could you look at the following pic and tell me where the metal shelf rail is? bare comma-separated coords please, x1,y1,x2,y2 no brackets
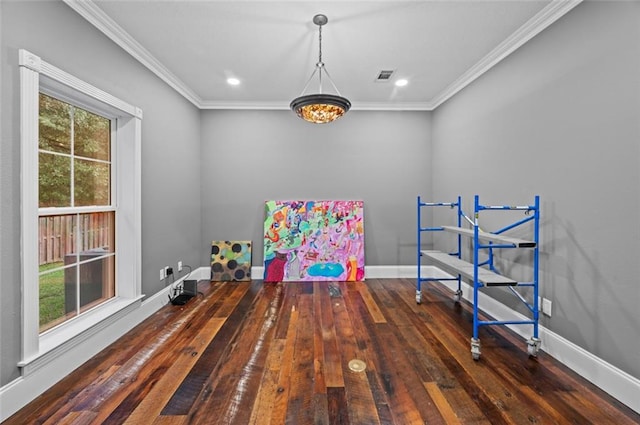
417,195,541,360
416,196,465,305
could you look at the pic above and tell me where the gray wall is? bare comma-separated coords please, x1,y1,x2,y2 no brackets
0,1,202,385
200,110,431,268
2,0,638,401
431,1,640,379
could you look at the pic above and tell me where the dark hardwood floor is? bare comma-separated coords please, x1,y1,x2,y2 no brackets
5,278,639,424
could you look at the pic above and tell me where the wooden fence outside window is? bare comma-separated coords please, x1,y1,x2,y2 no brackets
39,212,112,265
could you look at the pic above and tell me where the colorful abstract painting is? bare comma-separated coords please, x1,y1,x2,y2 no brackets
263,200,365,282
211,240,252,281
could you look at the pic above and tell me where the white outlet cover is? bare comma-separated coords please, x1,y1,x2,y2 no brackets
538,296,542,311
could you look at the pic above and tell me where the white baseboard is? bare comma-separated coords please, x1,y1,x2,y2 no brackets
250,265,419,280
252,265,264,278
425,266,640,415
0,267,210,422
365,265,418,278
2,265,637,419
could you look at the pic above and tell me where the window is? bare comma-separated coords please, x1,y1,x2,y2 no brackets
38,94,116,333
19,49,142,373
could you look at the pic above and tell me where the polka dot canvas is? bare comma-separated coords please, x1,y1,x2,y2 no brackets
211,240,252,281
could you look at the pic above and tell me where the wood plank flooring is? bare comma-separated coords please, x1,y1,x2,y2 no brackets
5,278,639,424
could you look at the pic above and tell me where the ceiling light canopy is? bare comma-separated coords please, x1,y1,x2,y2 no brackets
290,14,351,124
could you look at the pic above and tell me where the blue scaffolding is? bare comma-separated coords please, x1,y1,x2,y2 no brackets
417,195,541,360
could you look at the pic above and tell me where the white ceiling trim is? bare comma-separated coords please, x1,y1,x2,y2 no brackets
62,0,203,107
430,0,583,110
198,100,434,111
199,100,290,110
351,101,435,111
64,0,582,112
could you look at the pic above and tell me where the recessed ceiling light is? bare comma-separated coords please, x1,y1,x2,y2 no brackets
227,77,240,86
395,79,408,87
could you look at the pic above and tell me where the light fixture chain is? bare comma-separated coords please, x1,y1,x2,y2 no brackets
318,23,323,93
290,14,350,124
318,24,323,65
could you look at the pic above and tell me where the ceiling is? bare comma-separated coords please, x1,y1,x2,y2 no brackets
64,0,582,111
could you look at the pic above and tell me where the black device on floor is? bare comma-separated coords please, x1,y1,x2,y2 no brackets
169,293,191,305
183,279,197,296
169,280,198,305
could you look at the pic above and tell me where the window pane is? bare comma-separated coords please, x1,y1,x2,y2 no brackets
36,87,116,333
39,152,71,208
78,212,115,254
79,256,115,313
74,107,111,161
39,264,76,333
38,213,116,333
39,214,77,265
39,93,71,154
74,158,110,206
39,214,77,333
77,212,115,313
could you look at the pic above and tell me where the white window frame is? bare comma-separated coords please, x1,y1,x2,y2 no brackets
19,49,143,374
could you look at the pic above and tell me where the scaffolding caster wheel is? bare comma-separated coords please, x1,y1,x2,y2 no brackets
471,338,481,361
453,289,462,303
416,290,422,305
527,337,541,357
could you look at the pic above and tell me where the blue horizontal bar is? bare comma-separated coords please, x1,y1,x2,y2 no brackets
421,202,458,207
478,205,534,211
478,320,536,326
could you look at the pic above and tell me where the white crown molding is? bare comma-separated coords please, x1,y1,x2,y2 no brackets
65,0,581,112
62,0,202,108
351,101,435,112
199,100,435,111
430,0,583,109
199,100,290,110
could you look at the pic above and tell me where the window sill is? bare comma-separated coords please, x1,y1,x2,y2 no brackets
18,295,144,376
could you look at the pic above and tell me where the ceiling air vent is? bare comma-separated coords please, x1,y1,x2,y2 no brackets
374,70,395,82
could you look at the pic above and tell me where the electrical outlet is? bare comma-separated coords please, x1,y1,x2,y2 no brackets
542,298,552,317
166,267,173,276
164,266,170,278
538,296,541,312
178,261,183,272
160,268,165,281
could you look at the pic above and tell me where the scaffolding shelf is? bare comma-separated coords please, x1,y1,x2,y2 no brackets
421,250,517,286
416,195,541,360
442,226,536,248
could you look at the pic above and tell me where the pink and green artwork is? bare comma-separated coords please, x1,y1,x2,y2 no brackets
263,200,365,282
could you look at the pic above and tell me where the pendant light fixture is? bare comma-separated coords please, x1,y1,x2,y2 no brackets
290,14,351,124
